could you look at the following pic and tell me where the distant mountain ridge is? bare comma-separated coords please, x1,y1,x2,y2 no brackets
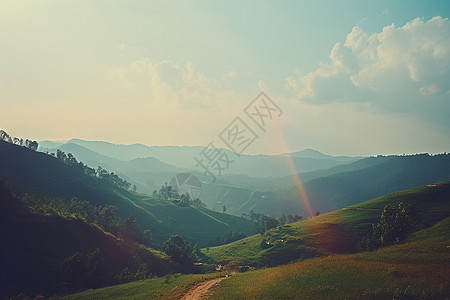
42,142,182,174
287,148,361,162
39,138,362,179
202,154,450,217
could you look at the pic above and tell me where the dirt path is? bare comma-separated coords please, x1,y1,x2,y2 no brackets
181,277,227,300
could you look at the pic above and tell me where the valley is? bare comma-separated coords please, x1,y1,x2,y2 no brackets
2,3,449,299
1,134,448,299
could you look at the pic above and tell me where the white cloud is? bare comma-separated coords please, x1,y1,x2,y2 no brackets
286,16,450,126
107,58,242,108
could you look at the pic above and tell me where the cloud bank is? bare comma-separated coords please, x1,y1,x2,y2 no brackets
286,17,450,127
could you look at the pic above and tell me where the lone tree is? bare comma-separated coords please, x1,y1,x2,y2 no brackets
361,202,418,250
162,235,196,267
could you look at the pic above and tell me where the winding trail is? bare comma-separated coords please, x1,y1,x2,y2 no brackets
181,277,228,300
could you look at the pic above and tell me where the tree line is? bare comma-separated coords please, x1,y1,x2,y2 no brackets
22,190,202,264
53,149,132,190
0,129,38,151
0,129,132,191
22,192,152,246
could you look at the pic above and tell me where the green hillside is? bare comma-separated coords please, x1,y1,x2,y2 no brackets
210,216,450,299
40,142,183,195
202,181,450,267
200,183,255,213
0,180,179,298
129,192,253,245
60,183,450,300
0,141,252,247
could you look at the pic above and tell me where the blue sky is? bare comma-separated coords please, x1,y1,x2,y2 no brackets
1,0,449,155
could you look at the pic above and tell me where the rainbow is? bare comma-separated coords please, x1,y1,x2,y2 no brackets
273,119,314,218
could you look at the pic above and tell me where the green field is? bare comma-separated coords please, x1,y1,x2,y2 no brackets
209,217,450,299
202,182,450,267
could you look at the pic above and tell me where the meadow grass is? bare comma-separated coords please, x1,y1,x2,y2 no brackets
213,257,448,299
210,218,450,299
63,273,224,300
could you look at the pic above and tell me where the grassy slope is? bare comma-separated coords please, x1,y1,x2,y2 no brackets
61,183,450,299
201,183,254,213
0,141,253,247
210,217,450,299
129,192,253,245
63,273,224,300
0,182,178,298
65,222,450,299
202,182,450,267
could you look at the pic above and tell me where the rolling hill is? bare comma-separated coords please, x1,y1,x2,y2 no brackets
0,178,179,298
203,154,450,217
202,181,450,267
61,182,450,300
209,216,450,299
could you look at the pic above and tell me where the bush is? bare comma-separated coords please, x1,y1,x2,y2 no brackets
162,235,196,267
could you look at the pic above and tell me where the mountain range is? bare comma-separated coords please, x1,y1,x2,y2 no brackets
38,139,450,219
38,139,362,201
39,139,360,178
203,154,450,217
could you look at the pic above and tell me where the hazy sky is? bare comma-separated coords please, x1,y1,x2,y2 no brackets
1,0,449,155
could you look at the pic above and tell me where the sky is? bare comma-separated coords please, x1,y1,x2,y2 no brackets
1,0,449,156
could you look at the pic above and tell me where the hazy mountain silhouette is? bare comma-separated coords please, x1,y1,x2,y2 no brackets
202,154,450,217
40,139,361,180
